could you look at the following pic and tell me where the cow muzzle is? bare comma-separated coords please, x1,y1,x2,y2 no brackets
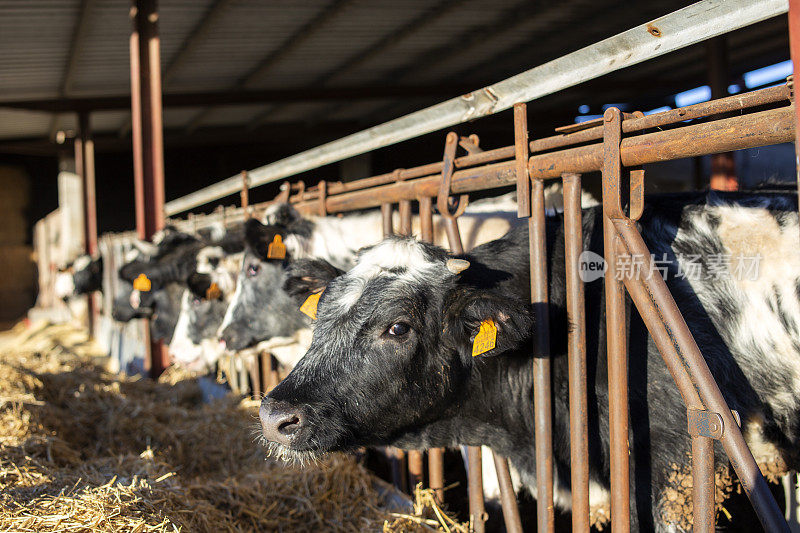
259,398,306,446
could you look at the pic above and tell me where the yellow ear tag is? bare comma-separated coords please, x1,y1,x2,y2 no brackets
267,235,286,260
133,273,151,292
205,282,221,300
300,292,322,319
471,318,497,357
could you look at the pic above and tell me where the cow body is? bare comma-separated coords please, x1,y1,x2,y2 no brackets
262,191,800,532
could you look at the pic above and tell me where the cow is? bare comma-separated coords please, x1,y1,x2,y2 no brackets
168,245,243,371
260,190,800,532
218,197,525,358
112,225,239,343
54,255,103,300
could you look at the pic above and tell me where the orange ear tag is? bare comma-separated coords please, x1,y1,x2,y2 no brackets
267,235,286,260
300,292,322,319
133,273,151,292
205,282,221,300
471,318,497,357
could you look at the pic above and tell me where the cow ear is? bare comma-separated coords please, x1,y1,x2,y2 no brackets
283,258,344,302
443,287,533,358
245,218,279,261
187,272,212,299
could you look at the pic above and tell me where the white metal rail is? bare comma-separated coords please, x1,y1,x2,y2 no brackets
165,0,788,216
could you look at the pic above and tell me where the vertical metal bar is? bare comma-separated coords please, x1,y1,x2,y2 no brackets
492,453,523,533
419,194,445,503
439,134,486,532
78,113,98,337
514,103,531,217
530,177,555,532
602,107,631,533
241,171,250,218
419,196,433,243
129,9,145,241
249,355,261,400
132,0,167,378
381,203,394,237
408,451,424,492
467,447,487,533
692,435,716,533
399,200,412,237
562,173,590,532
790,0,800,211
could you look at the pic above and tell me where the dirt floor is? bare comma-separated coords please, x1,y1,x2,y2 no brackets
0,320,466,532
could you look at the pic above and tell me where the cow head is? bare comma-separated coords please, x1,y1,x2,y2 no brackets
258,236,532,464
169,247,242,371
218,209,311,351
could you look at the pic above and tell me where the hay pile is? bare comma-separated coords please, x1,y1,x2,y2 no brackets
0,321,465,532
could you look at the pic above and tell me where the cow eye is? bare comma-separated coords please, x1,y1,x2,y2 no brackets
247,264,260,277
387,322,410,336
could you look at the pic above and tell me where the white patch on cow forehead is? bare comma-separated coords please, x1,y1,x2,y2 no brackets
353,239,440,275
329,239,443,313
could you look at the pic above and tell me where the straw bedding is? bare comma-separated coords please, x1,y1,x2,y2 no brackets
0,321,467,532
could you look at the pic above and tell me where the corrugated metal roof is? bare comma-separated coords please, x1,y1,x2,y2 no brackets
0,0,789,141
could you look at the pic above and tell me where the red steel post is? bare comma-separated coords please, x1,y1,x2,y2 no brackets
78,112,98,336
130,0,168,378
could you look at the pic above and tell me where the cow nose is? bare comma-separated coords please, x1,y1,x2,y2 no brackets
259,399,305,446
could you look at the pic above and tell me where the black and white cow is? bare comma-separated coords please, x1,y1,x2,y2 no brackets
218,198,524,364
112,226,213,342
261,191,800,531
54,255,103,299
168,245,243,371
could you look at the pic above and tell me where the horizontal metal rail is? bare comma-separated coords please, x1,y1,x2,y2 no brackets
283,105,793,214
163,0,788,216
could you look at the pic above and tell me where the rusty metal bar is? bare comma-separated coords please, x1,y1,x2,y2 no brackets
417,194,445,503
288,84,791,206
439,134,485,532
530,175,555,532
514,103,530,218
249,355,261,400
602,108,631,532
381,203,393,236
241,171,250,218
289,106,793,215
612,222,789,532
78,113,98,337
692,435,716,533
492,453,523,533
790,0,800,212
562,172,590,532
408,451,424,492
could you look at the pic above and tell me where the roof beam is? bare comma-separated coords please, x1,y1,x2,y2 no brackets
0,83,475,112
245,0,467,128
48,0,98,139
292,0,587,128
183,0,355,133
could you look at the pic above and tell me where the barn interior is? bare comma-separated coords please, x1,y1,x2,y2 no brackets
0,0,794,326
0,1,798,531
